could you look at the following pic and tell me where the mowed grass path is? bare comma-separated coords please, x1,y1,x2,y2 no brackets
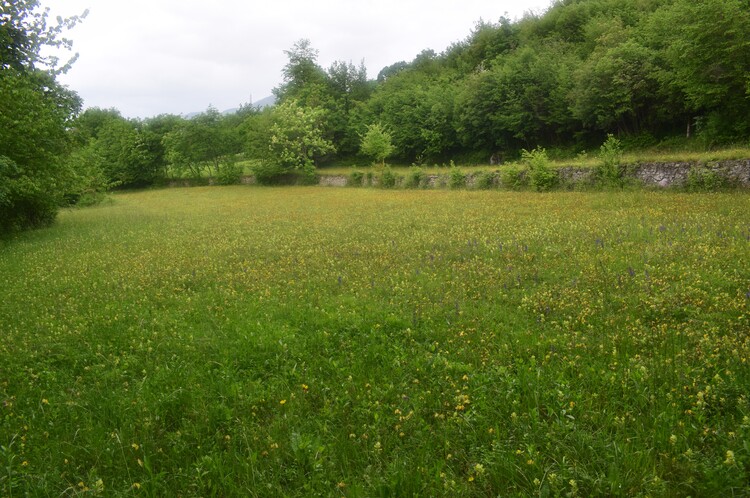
1,187,749,496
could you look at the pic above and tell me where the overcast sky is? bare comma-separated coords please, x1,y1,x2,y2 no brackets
47,0,553,119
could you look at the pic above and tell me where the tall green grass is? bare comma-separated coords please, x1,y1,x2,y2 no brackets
1,187,749,496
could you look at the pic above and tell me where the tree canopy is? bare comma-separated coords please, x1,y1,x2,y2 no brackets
0,0,85,234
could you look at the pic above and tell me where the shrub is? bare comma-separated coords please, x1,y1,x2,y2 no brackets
349,170,364,187
500,165,527,190
404,167,425,189
216,161,243,185
595,134,625,187
0,156,60,235
522,147,556,191
475,171,495,189
379,167,397,188
251,161,286,185
298,164,319,185
686,165,726,191
449,165,465,189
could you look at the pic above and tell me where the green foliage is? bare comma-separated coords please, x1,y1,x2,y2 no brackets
0,0,88,234
326,60,372,156
522,147,557,191
0,0,87,74
686,165,726,191
267,100,335,176
95,118,154,186
138,113,184,180
215,161,243,185
448,164,465,189
404,166,425,188
298,164,319,185
274,39,328,104
474,170,496,189
644,0,750,140
500,164,527,189
0,155,58,233
460,45,578,151
251,161,288,185
162,107,242,181
571,40,660,133
348,170,364,187
595,134,625,186
360,123,394,166
367,69,459,162
66,103,180,193
378,166,397,188
0,69,81,234
62,141,114,205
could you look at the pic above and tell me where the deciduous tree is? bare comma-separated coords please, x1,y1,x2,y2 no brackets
0,0,84,233
360,123,394,166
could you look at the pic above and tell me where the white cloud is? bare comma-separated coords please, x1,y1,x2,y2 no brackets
47,0,552,118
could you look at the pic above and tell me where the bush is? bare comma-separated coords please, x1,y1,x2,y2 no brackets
251,161,288,185
349,170,364,187
298,164,319,185
595,134,625,187
379,167,397,188
449,165,465,189
499,165,527,190
686,165,726,191
0,156,59,234
475,171,496,189
216,161,243,185
404,167,425,189
522,147,556,191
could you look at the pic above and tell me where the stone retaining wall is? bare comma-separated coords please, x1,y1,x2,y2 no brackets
328,160,750,189
166,160,750,189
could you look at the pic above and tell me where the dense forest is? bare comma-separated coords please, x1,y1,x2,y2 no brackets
2,0,750,233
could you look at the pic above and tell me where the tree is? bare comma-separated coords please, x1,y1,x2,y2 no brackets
71,107,125,144
139,113,184,180
455,43,577,153
443,18,518,74
274,39,328,106
1,1,84,233
95,119,153,186
367,69,457,162
360,123,394,166
376,61,408,83
259,99,335,180
162,107,242,180
326,60,372,156
571,40,661,134
643,0,750,140
1,0,87,74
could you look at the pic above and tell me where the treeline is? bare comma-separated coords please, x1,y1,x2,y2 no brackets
73,0,750,187
3,0,750,234
261,0,750,164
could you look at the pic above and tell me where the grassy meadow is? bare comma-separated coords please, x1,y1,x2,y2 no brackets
1,186,749,496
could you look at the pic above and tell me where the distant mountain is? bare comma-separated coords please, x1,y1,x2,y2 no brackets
252,95,276,109
183,96,276,119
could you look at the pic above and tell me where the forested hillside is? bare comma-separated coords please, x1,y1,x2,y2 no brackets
3,0,750,233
